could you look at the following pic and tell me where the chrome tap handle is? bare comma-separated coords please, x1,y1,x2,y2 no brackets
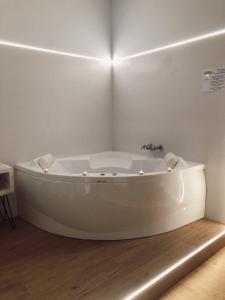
141,144,163,151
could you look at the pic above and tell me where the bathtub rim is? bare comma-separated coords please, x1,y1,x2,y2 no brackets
15,152,205,184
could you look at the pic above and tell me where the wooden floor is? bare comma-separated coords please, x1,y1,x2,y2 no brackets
0,218,225,300
161,245,225,300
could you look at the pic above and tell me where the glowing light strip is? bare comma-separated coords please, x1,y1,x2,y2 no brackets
117,28,225,61
124,229,225,300
1,28,225,65
0,39,109,62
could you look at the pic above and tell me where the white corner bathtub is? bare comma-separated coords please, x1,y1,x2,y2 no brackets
16,152,206,240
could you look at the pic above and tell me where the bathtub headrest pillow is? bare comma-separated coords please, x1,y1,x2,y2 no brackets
37,154,55,172
165,152,187,170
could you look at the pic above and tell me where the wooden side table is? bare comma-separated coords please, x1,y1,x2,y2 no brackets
0,163,15,228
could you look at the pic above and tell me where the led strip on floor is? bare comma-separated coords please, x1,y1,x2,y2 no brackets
123,229,225,300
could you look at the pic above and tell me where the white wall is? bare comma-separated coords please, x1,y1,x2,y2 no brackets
0,47,112,164
0,0,112,164
112,0,225,57
112,0,225,223
113,36,225,158
0,0,112,215
0,0,111,58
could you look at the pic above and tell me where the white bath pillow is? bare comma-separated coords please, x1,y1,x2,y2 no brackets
36,154,55,172
165,152,187,170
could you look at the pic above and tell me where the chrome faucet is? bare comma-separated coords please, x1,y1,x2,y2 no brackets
141,144,164,151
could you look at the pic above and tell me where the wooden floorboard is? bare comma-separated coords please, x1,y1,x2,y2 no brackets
0,218,225,300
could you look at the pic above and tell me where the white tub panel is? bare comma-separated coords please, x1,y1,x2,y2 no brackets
16,168,205,240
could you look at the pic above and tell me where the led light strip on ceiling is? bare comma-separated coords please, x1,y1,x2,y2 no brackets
0,39,109,62
0,28,225,64
115,28,225,62
123,229,225,300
